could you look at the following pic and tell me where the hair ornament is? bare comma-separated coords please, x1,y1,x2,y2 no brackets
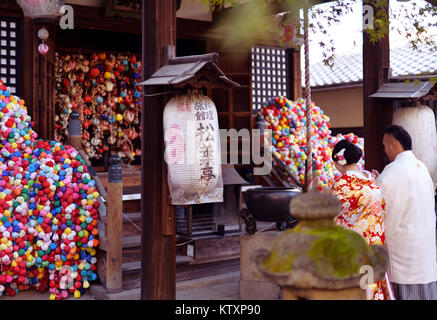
335,148,347,165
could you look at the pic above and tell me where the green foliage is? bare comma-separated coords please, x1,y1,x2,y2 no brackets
198,0,437,68
211,0,275,48
199,0,238,11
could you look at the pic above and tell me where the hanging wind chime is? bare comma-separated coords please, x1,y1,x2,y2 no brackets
17,0,65,55
37,27,49,55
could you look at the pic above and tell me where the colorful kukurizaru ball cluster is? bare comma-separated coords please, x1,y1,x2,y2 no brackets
260,96,364,189
54,52,142,163
0,81,99,300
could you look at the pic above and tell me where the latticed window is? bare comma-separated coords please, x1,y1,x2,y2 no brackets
251,45,289,110
0,18,20,95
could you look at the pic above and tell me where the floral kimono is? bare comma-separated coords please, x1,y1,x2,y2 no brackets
331,170,395,300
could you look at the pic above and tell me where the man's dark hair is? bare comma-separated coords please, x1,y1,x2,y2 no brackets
384,125,412,150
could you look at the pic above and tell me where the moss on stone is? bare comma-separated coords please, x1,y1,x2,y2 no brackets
306,226,372,279
261,249,295,274
261,224,372,279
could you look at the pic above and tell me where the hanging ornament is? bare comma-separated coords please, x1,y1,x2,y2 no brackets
55,52,143,161
38,43,49,55
272,13,303,49
37,27,49,55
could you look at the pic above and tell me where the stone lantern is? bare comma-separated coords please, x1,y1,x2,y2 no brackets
255,192,388,300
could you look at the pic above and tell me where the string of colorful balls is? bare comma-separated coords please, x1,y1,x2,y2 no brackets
260,96,364,190
0,81,100,299
55,52,142,163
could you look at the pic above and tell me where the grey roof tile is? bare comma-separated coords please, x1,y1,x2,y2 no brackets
304,44,437,87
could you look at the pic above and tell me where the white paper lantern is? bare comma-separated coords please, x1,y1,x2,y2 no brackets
163,91,223,205
393,104,437,187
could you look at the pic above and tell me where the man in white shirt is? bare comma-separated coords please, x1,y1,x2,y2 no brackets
374,125,437,300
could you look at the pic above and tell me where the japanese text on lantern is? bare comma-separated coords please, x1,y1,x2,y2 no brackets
195,101,216,187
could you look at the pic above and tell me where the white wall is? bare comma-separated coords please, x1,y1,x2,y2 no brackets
312,86,363,128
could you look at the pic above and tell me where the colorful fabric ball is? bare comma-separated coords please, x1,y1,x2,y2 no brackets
0,81,99,299
55,52,142,163
260,96,364,190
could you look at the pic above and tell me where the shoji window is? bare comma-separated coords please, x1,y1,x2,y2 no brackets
0,18,20,95
251,46,289,110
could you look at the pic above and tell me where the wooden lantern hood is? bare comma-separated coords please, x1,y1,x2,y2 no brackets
369,81,436,99
222,164,249,186
139,52,241,89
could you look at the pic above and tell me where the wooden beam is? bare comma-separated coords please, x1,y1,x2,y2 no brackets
176,18,213,40
0,0,23,18
70,5,220,39
140,0,176,300
363,0,392,172
69,4,141,34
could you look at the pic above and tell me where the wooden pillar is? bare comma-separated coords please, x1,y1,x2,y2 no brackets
287,48,302,100
21,17,37,121
37,21,56,141
363,0,392,172
21,17,56,141
106,155,123,292
140,0,176,300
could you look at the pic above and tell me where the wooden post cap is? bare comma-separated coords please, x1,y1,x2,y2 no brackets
68,110,81,136
254,112,265,131
108,154,122,183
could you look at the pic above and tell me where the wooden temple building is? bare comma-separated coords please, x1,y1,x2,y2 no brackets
0,0,435,300
0,0,303,299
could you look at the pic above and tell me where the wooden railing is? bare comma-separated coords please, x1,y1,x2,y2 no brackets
68,112,123,293
272,152,303,189
254,116,303,189
78,149,108,200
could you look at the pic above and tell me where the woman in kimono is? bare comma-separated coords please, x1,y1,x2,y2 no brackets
329,139,395,300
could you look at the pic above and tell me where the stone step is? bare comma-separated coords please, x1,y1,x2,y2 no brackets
121,212,142,237
99,211,141,225
99,194,141,214
96,251,142,291
98,209,142,241
99,234,141,252
120,256,240,280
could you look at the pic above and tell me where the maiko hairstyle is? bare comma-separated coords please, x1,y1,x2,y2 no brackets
384,125,412,151
332,139,363,165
